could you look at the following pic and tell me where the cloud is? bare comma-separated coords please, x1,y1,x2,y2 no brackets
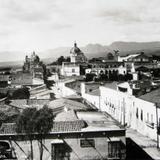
96,9,141,24
95,0,160,24
0,0,160,52
0,0,57,23
51,23,72,30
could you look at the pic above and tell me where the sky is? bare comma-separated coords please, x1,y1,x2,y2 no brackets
0,0,160,52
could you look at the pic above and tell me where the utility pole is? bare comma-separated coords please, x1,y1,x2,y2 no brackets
155,103,159,149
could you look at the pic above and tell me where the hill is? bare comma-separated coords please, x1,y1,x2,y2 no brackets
1,41,160,64
44,41,160,62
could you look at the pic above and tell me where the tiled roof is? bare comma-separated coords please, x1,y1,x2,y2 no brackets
27,99,50,106
49,98,91,111
52,120,87,132
0,120,87,134
0,123,16,134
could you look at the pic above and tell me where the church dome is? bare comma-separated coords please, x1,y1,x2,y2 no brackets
70,42,82,55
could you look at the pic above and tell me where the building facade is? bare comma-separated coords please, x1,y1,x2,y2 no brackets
70,42,87,63
23,52,44,79
81,82,160,143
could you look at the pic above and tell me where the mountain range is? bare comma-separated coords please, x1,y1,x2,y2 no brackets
43,41,160,62
1,41,160,65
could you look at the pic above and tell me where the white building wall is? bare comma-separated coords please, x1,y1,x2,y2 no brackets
81,82,160,142
100,86,159,141
130,98,157,140
70,54,76,63
61,66,80,76
85,66,127,76
118,66,127,75
81,83,100,109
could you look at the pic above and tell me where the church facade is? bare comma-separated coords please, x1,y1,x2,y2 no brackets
70,42,87,63
61,42,87,76
23,52,44,79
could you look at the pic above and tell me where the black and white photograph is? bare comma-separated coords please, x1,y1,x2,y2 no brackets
0,0,160,159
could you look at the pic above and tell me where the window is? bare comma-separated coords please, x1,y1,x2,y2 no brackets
108,141,121,159
80,139,95,148
147,113,149,122
136,108,138,119
146,113,154,129
72,68,75,73
141,110,143,121
52,143,71,160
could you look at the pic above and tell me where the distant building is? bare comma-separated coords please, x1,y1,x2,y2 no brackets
61,42,87,76
23,51,44,79
70,42,87,63
0,67,12,75
127,52,151,63
11,73,33,87
86,62,127,76
61,62,80,76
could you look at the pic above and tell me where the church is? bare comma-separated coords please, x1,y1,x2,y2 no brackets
23,52,44,79
61,42,87,76
70,42,87,63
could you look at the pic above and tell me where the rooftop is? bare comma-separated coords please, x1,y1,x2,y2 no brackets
9,99,28,109
127,128,160,160
48,98,91,112
139,87,160,106
0,96,124,134
0,75,10,81
84,82,117,96
103,81,117,90
54,110,78,121
9,99,50,109
51,120,86,132
11,73,32,85
77,111,122,131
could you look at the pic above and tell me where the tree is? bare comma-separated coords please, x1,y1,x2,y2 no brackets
0,111,8,127
85,73,96,82
34,105,54,160
16,106,54,160
16,107,37,160
57,56,65,65
65,56,70,62
107,52,114,60
12,87,30,99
